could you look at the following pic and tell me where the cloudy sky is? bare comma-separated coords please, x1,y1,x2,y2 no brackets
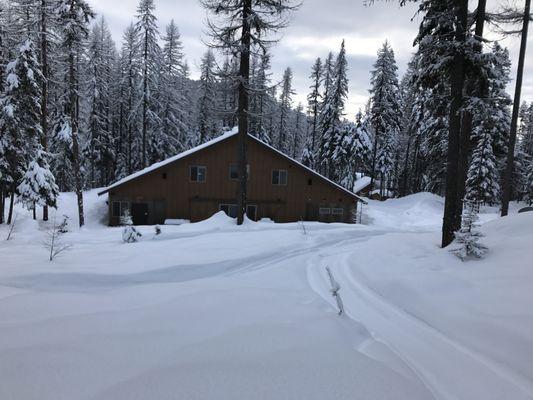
90,0,531,116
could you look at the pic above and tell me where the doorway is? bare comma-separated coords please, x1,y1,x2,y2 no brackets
131,203,149,225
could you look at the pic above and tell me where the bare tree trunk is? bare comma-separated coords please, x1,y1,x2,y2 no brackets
369,129,379,193
141,30,149,168
442,0,468,248
0,182,5,224
69,53,85,227
236,0,251,226
501,0,531,216
455,0,487,230
7,184,15,225
40,0,49,221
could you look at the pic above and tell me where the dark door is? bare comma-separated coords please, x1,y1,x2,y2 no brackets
153,200,166,224
131,203,148,225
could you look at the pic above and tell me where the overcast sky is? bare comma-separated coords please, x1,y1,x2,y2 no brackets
90,0,532,117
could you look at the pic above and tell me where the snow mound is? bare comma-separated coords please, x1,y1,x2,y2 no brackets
365,192,444,230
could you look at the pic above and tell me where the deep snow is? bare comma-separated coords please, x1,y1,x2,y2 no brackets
0,191,532,400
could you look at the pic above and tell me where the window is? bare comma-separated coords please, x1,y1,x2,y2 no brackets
219,204,239,218
112,201,130,217
246,205,257,221
319,207,331,215
307,178,313,186
332,208,344,215
190,165,206,182
229,164,250,180
272,169,288,185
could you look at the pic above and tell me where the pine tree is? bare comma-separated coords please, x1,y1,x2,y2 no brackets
134,0,162,167
249,50,271,139
85,17,116,188
55,0,95,227
18,148,59,217
196,49,218,144
465,131,500,204
1,38,45,223
278,66,294,152
452,201,488,261
368,41,401,195
306,57,322,164
160,19,187,155
318,40,348,180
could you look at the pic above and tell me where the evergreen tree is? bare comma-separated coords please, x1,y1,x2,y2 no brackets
160,19,187,154
196,49,218,144
318,40,348,180
306,57,322,164
55,0,95,227
134,0,162,167
278,66,294,152
368,41,401,195
18,148,59,217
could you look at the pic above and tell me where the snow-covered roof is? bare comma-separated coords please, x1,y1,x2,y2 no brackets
98,128,365,203
353,176,372,193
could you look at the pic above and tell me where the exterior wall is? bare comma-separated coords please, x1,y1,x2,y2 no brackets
106,135,358,225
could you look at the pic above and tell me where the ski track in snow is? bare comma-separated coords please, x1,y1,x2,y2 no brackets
308,247,533,400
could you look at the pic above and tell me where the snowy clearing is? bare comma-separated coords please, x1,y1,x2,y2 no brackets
1,191,532,400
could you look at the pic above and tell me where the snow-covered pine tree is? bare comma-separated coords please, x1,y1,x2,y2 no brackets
249,50,272,141
1,38,46,223
160,19,187,155
291,102,305,159
305,57,322,166
318,41,348,180
55,0,94,227
452,201,488,261
278,67,294,152
465,130,500,205
134,0,162,167
368,41,401,196
18,148,59,217
85,17,116,188
196,49,219,144
117,23,140,175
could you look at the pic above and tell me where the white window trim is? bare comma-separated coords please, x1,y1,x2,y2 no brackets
272,169,288,185
319,207,331,215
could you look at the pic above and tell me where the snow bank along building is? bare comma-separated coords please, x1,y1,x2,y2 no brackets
98,130,364,225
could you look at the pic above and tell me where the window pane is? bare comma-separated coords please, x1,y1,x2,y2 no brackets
280,170,287,185
198,166,206,182
319,208,331,215
332,208,344,215
121,202,130,216
229,205,238,218
190,166,197,181
230,164,239,180
272,170,279,185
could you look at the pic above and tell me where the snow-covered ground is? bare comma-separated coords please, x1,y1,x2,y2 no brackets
1,191,532,399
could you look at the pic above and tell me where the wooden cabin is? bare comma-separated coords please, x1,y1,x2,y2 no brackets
98,131,365,225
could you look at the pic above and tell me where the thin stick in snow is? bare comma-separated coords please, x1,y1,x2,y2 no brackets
325,266,344,316
299,217,307,235
6,213,17,241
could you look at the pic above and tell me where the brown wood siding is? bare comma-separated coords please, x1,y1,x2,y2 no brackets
106,135,358,225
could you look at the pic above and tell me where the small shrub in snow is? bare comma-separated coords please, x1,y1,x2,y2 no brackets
121,210,141,243
452,201,488,261
43,213,72,261
154,225,162,236
57,215,70,234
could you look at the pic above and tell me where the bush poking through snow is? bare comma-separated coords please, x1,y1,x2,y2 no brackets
57,215,70,234
121,210,141,243
155,225,161,236
451,201,488,261
43,213,72,261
